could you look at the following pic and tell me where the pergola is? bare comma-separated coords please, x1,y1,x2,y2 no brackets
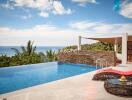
78,33,132,65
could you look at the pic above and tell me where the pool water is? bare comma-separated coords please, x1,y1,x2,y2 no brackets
0,62,96,94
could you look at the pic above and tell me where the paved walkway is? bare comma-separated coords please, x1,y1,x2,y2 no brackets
0,65,132,100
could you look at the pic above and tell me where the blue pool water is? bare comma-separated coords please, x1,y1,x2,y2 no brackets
0,62,96,94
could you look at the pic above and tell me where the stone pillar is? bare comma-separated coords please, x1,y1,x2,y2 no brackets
114,44,118,53
122,33,128,65
114,38,118,53
78,36,81,50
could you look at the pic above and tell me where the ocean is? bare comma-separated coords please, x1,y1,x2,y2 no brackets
0,46,64,56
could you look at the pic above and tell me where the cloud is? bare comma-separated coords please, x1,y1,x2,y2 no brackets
53,1,72,15
69,20,132,35
69,20,99,30
0,24,78,46
0,21,132,46
0,0,72,18
72,0,97,6
13,0,53,10
120,0,132,18
0,0,14,9
0,27,10,32
20,14,32,19
39,11,49,18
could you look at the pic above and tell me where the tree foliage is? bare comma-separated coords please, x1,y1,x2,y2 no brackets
63,42,121,52
45,50,57,62
0,40,58,67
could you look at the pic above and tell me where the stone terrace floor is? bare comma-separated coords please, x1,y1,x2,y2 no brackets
0,64,132,100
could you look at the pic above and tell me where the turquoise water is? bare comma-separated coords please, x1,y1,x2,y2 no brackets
0,62,96,94
0,46,63,56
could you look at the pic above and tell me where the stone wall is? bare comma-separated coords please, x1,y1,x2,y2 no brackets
57,50,116,67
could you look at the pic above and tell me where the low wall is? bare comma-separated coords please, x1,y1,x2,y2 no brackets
57,50,116,67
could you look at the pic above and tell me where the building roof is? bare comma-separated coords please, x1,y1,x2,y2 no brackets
84,35,132,44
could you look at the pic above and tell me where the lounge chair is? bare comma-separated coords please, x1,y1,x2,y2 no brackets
92,68,132,81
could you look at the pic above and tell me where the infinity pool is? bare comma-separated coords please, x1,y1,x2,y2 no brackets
0,62,96,94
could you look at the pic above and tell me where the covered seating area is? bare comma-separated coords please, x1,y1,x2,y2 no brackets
78,33,132,97
78,33,132,65
92,68,132,97
92,65,132,97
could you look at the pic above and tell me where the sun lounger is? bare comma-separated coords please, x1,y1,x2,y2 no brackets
92,68,132,81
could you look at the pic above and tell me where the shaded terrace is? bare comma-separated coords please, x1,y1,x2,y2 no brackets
58,33,132,67
78,33,132,65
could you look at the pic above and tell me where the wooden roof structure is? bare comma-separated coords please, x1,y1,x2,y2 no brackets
83,35,132,44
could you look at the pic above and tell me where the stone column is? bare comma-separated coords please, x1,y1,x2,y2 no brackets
114,38,118,53
78,36,81,50
122,33,128,65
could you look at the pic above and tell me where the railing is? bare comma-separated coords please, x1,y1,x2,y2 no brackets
96,58,108,69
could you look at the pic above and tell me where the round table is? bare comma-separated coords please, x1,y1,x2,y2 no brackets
104,79,132,97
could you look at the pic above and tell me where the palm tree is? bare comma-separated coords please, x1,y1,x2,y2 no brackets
11,40,36,56
38,52,47,62
45,50,57,62
10,40,45,65
11,48,21,56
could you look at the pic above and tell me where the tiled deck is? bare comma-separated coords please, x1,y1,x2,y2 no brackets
0,65,132,100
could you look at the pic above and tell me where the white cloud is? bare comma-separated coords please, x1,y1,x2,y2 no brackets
13,0,53,11
53,1,72,15
0,27,10,32
72,0,97,3
69,20,99,30
21,14,32,19
1,0,72,18
34,24,57,31
0,3,14,9
120,0,132,18
72,0,97,6
0,22,132,46
39,11,49,18
0,24,78,46
69,20,132,35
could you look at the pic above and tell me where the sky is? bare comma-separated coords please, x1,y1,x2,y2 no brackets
0,0,132,46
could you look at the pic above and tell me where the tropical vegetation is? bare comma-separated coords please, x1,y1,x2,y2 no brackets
0,40,57,67
63,42,121,53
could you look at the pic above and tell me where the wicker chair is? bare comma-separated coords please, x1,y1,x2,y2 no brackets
92,68,132,81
